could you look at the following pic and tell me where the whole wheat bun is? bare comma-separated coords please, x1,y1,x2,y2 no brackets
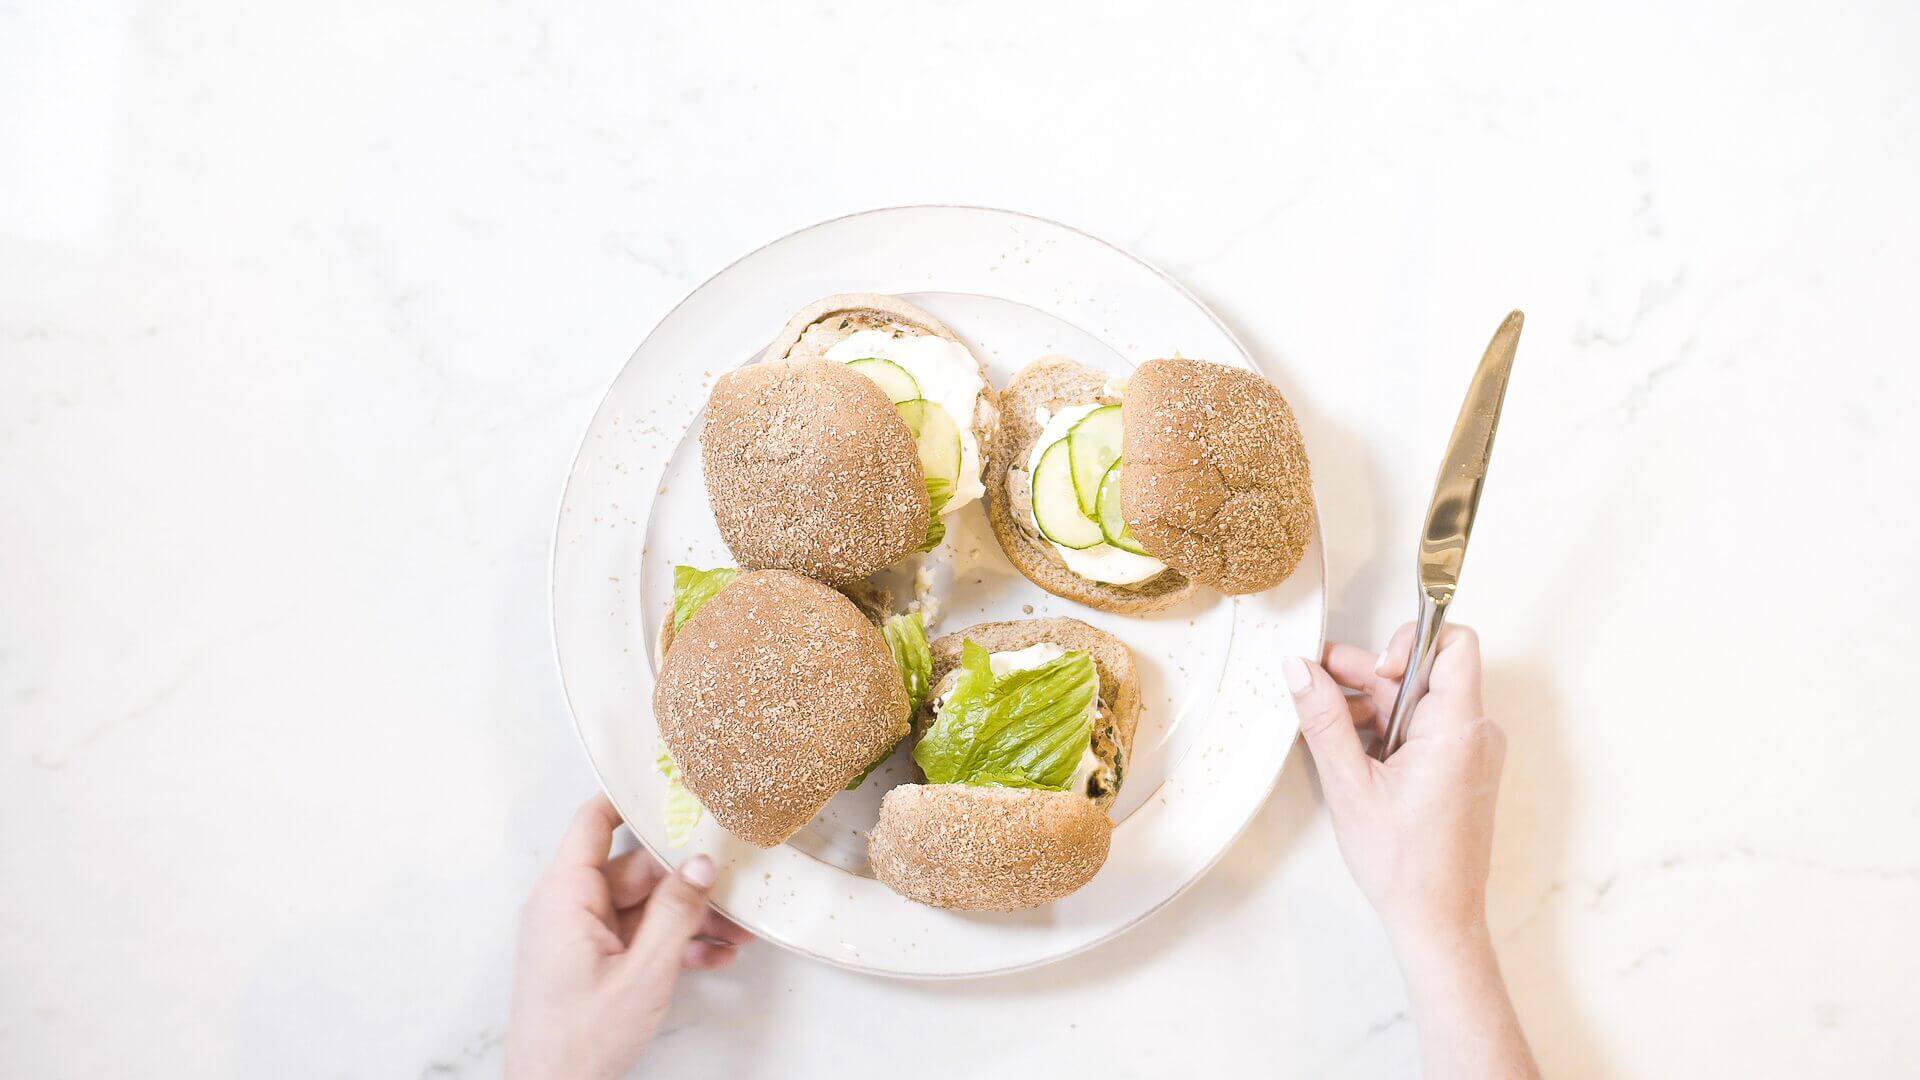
1122,358,1315,594
701,358,928,586
867,785,1112,911
654,570,909,847
984,356,1195,613
868,617,1137,910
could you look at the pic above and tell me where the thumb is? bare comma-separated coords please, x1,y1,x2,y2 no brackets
620,854,718,983
1285,655,1368,795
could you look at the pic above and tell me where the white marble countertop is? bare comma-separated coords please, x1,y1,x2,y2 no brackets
5,2,1917,1076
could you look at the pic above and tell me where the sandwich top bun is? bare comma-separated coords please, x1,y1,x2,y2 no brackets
985,355,1314,609
654,570,909,848
1122,358,1315,594
867,785,1112,911
701,358,929,586
703,293,999,585
984,356,1196,614
867,617,1136,910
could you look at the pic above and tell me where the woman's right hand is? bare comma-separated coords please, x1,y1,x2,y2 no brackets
1285,624,1538,1080
1283,625,1506,942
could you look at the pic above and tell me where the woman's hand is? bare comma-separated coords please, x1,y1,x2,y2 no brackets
1285,624,1504,940
1287,625,1538,1080
505,795,752,1080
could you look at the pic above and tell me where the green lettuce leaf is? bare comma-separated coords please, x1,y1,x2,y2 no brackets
882,611,933,711
655,742,704,847
919,477,953,552
671,565,739,634
846,612,934,790
913,640,1097,791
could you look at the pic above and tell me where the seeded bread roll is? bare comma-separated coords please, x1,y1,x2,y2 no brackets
869,617,1138,910
654,570,909,847
984,356,1195,613
867,785,1112,911
1122,358,1315,594
701,358,928,586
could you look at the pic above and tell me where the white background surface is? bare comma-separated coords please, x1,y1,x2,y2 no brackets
4,1,1917,1076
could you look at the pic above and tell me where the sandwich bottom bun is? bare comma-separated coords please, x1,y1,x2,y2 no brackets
869,617,1137,910
867,785,1114,911
984,355,1195,614
654,570,909,848
925,617,1139,810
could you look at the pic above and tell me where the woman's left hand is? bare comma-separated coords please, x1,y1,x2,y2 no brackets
505,795,752,1080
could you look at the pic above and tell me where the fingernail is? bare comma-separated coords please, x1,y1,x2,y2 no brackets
1375,649,1391,675
1282,656,1312,694
680,854,716,888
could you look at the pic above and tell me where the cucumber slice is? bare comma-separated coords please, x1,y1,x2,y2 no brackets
1032,438,1105,549
847,357,921,403
894,397,928,437
898,399,962,491
1067,404,1123,516
1095,459,1151,556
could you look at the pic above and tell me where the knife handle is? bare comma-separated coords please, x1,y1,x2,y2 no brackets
1375,591,1449,759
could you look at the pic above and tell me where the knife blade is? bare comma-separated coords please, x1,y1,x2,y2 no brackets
1375,310,1523,759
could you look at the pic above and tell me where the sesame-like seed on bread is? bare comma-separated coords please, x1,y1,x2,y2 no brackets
867,784,1113,911
654,570,909,847
1122,358,1315,594
984,356,1194,614
700,358,928,586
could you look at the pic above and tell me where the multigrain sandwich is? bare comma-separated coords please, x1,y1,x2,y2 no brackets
700,294,998,586
867,617,1139,911
987,355,1314,613
653,567,921,847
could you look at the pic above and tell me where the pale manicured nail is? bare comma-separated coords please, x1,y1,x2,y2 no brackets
1375,649,1391,675
1282,656,1312,694
680,854,716,888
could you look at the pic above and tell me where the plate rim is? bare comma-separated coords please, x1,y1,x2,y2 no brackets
548,204,1328,978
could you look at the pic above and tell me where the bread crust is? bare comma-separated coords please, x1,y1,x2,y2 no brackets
983,356,1195,613
701,358,927,586
1122,358,1315,594
654,570,909,847
868,784,1113,911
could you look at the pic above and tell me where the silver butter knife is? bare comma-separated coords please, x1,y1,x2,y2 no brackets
1375,310,1524,759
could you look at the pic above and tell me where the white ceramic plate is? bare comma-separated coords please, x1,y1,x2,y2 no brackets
551,206,1324,978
